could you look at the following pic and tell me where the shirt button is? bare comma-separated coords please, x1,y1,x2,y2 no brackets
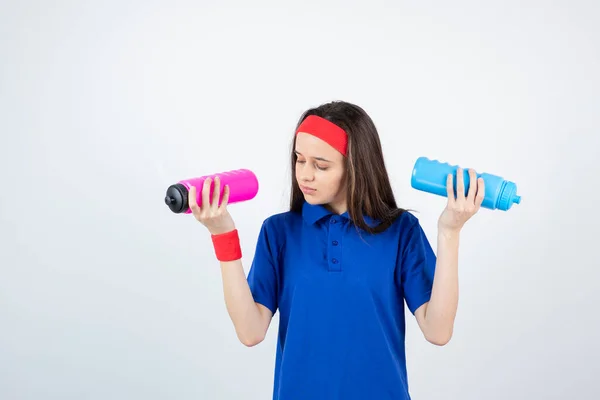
332,240,338,246
332,258,338,264
330,219,336,224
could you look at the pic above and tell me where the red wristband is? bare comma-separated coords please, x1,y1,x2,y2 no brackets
211,229,242,261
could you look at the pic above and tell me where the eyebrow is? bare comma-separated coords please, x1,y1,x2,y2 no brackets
294,150,332,163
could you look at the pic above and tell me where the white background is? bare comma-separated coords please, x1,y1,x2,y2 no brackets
1,1,599,399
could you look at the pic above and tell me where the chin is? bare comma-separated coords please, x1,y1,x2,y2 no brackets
302,195,325,205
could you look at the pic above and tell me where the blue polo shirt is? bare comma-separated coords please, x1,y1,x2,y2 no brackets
247,201,436,400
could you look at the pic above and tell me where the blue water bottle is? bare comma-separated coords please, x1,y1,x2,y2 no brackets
411,157,521,211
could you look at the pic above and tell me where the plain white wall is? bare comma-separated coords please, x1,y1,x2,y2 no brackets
1,1,599,399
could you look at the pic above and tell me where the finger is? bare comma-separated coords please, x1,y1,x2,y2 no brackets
456,167,466,201
446,173,455,205
201,177,212,210
466,169,477,202
211,176,221,211
475,177,485,207
188,185,199,213
220,184,230,210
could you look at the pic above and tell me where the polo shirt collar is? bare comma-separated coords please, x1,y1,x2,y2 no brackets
301,201,379,227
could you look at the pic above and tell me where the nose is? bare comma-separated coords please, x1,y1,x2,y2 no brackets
298,162,315,182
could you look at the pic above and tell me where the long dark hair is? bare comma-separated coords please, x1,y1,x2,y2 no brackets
289,100,407,234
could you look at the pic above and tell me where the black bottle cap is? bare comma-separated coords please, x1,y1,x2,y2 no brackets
164,183,189,213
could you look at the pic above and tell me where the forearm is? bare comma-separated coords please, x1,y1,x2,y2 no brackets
220,259,265,346
423,228,460,342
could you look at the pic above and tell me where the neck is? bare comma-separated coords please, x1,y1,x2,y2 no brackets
325,201,347,215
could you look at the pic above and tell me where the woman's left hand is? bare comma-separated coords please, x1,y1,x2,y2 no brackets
438,167,485,233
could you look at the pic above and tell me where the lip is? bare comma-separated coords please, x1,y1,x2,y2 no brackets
300,185,316,194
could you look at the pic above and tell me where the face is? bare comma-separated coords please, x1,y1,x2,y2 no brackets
294,132,347,214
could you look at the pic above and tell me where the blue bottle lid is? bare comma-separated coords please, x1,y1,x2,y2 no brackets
497,181,521,211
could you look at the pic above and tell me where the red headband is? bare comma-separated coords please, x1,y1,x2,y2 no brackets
295,115,348,156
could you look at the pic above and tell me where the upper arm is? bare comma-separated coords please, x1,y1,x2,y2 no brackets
247,219,280,326
256,302,274,335
396,219,436,318
413,302,429,333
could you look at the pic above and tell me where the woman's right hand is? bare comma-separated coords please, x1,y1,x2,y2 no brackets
188,176,236,235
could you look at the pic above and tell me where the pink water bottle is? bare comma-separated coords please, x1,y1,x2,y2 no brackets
164,169,259,214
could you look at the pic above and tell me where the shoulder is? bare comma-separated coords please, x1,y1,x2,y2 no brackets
389,211,436,263
256,210,303,246
261,209,302,231
387,209,422,236
383,210,432,250
354,210,424,248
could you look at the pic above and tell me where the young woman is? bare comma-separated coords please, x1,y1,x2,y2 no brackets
188,101,485,400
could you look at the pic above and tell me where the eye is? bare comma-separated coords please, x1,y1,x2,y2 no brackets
316,164,328,171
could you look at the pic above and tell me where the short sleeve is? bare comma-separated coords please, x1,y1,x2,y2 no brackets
246,220,280,315
398,219,437,315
